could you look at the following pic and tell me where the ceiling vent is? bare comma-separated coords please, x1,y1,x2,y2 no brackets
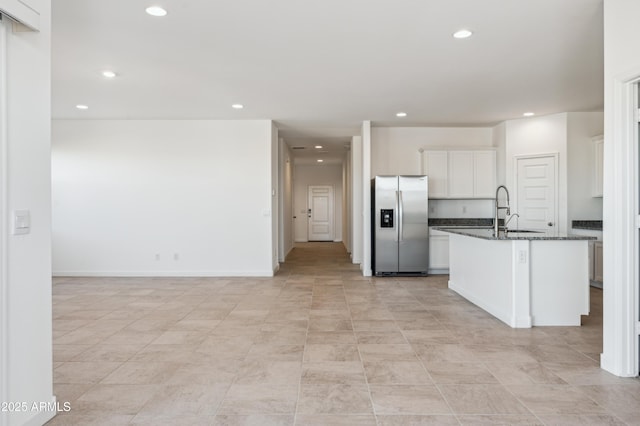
292,146,306,150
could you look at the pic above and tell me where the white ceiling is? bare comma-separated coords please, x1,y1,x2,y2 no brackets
52,0,604,162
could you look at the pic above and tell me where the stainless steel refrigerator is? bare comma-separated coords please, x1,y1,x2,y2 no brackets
372,175,429,276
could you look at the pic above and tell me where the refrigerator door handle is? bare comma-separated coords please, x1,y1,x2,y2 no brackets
394,190,400,242
398,190,404,242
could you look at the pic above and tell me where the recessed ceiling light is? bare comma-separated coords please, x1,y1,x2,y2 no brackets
317,159,324,163
145,6,167,17
523,112,535,117
231,104,244,109
396,112,407,117
315,145,323,149
76,104,88,110
453,29,473,39
102,70,117,78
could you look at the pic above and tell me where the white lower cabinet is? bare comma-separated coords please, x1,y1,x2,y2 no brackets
429,228,449,273
593,241,603,283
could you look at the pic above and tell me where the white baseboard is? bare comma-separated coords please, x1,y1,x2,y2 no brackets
22,395,57,426
52,270,276,278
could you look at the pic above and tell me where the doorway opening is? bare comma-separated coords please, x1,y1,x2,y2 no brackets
278,138,353,263
292,163,344,244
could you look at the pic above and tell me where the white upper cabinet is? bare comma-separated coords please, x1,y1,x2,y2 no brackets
473,150,497,198
0,0,41,30
592,135,603,198
423,150,448,198
423,149,496,199
448,151,475,198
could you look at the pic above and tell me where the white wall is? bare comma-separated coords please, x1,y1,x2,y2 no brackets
270,123,279,271
279,138,294,261
351,136,362,264
371,126,497,221
362,121,372,276
0,3,55,425
52,120,276,277
601,0,640,377
429,199,494,219
567,112,604,224
505,113,569,233
371,126,494,176
504,112,604,234
342,151,351,253
293,164,343,242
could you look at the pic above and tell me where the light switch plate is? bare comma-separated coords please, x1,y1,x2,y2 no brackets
13,210,30,235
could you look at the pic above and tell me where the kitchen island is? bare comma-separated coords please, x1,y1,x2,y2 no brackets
437,227,595,328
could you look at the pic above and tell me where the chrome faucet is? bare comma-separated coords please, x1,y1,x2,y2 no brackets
494,185,510,235
504,213,520,230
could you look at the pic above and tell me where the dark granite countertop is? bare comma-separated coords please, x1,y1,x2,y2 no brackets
435,227,596,241
571,220,603,231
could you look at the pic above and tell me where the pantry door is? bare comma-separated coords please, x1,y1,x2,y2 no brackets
307,185,334,241
514,154,558,232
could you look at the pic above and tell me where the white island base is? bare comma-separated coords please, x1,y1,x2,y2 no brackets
447,233,591,328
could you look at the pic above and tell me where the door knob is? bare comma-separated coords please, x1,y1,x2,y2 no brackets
548,222,553,226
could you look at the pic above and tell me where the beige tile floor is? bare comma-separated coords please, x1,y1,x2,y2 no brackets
47,242,640,425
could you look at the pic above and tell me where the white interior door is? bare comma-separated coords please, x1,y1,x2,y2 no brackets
515,155,558,232
308,185,334,241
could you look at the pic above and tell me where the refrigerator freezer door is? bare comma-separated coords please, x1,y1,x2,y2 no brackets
374,176,399,274
398,176,429,274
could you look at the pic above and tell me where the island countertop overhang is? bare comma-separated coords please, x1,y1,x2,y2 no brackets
434,227,596,241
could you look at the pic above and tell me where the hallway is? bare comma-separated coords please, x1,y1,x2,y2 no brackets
48,243,639,425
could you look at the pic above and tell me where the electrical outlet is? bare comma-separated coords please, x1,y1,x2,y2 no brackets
462,205,467,213
518,250,527,264
174,253,179,261
155,254,160,261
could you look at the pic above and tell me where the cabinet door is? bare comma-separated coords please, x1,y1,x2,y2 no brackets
593,137,604,197
448,151,474,198
473,151,497,198
588,241,594,281
593,241,603,282
429,235,449,269
423,151,448,198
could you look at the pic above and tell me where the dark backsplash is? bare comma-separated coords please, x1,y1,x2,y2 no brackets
428,218,499,227
571,220,603,231
430,218,603,230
